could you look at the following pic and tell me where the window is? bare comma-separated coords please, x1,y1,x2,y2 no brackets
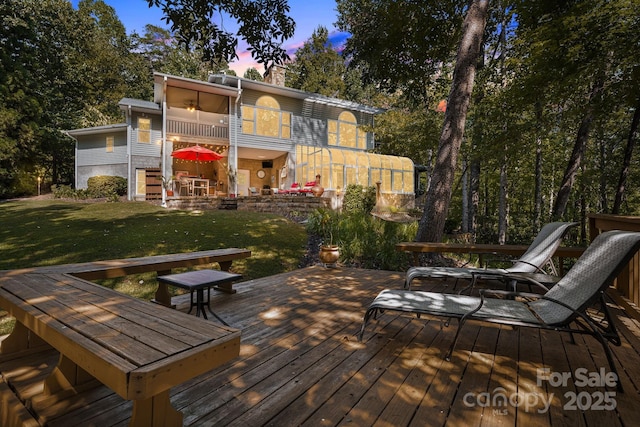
328,111,367,149
135,169,146,195
106,136,114,153
295,145,414,194
138,117,151,143
242,96,291,139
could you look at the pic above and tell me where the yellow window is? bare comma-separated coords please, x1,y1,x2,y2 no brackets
138,117,151,143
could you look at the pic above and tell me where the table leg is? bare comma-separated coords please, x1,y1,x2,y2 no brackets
130,390,183,427
195,289,204,318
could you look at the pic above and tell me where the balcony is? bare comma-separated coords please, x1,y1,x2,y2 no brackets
167,108,229,141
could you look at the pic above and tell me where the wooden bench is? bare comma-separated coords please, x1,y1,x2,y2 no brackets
0,248,251,426
396,242,585,275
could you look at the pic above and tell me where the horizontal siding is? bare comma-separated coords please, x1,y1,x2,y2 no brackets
76,132,128,166
239,88,376,150
130,111,162,157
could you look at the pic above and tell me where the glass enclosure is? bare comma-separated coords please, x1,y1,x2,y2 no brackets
295,145,414,194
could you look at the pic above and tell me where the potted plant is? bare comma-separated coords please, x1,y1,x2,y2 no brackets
307,208,340,266
160,175,175,196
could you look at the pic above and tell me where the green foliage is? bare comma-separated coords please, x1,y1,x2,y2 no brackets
287,26,346,97
306,206,416,270
146,0,295,72
87,176,127,197
130,24,216,81
306,208,339,245
336,0,464,104
243,67,264,81
342,184,376,215
0,0,150,198
335,211,416,270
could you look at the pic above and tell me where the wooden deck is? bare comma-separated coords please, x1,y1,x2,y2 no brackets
2,266,640,426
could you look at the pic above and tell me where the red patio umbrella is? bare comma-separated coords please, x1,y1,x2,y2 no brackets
171,144,223,162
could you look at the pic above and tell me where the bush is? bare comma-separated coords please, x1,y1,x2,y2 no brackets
87,176,127,198
342,184,376,215
337,211,417,270
307,207,417,271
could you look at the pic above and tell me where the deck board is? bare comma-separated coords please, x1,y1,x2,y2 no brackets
2,265,640,426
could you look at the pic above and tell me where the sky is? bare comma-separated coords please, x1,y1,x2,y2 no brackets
71,0,348,76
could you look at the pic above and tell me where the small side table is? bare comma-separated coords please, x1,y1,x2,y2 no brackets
157,269,242,325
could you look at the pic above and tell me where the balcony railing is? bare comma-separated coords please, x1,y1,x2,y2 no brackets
167,109,229,140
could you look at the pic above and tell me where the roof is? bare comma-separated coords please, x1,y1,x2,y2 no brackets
118,98,161,113
152,72,383,115
66,123,128,136
207,73,385,115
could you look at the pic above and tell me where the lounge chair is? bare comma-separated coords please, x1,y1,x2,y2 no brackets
405,221,578,290
358,230,640,391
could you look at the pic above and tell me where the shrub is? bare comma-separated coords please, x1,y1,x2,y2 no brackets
306,208,340,246
342,184,376,214
307,207,417,271
87,176,127,198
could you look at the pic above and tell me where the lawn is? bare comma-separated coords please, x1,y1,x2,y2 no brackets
0,199,308,334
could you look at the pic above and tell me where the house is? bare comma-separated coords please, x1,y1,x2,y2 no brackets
68,69,415,208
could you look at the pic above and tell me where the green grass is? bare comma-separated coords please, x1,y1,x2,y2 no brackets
0,199,308,334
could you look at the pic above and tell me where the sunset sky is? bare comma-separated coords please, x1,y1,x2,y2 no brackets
71,0,348,75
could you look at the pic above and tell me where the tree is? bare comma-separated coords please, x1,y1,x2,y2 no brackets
286,26,345,97
416,0,490,242
0,0,149,196
131,24,228,81
146,0,295,72
244,67,264,81
336,0,465,106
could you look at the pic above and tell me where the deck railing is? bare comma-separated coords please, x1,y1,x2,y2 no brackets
589,213,640,319
167,110,229,140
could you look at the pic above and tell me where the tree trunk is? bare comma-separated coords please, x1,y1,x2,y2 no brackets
498,159,508,244
552,78,604,219
416,0,489,242
552,112,591,219
461,158,469,233
533,102,543,231
613,97,640,214
470,158,480,241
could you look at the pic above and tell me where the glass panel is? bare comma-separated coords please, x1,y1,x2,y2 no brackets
256,95,279,109
136,169,146,195
328,120,337,146
339,121,356,147
138,118,151,143
241,106,254,134
256,108,279,137
106,136,114,153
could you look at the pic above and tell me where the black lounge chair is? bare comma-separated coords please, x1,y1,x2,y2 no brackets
359,230,640,391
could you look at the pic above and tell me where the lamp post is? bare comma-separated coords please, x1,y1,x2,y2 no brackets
37,176,41,196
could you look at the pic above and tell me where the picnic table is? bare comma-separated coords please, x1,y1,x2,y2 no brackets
0,248,250,426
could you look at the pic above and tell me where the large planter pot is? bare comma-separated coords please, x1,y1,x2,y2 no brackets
319,245,340,266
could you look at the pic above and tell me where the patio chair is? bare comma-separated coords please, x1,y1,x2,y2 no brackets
358,230,640,391
405,221,578,291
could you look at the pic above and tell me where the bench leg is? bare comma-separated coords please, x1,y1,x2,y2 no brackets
130,390,182,427
0,321,50,355
44,354,96,395
215,261,237,293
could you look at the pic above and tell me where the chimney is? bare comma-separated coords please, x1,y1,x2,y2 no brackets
264,65,286,86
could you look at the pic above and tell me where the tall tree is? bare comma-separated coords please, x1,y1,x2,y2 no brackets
146,0,295,72
416,0,490,242
131,24,227,81
287,26,345,97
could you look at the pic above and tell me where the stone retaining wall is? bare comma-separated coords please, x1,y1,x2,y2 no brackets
166,195,330,215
